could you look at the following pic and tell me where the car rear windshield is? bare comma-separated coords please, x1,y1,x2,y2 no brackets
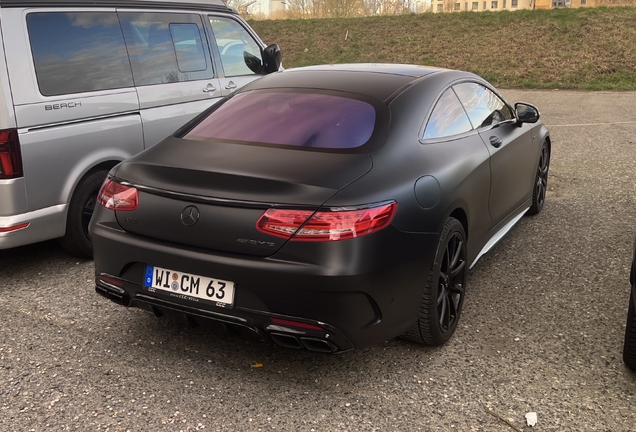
184,91,377,149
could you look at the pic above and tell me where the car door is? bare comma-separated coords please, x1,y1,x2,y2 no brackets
453,82,536,225
207,15,266,96
421,87,493,254
118,10,223,148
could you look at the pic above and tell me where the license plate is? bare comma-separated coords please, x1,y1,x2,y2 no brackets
144,265,235,307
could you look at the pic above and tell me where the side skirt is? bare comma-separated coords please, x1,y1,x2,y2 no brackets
469,206,530,269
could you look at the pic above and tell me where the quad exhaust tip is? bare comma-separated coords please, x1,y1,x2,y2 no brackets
269,332,337,353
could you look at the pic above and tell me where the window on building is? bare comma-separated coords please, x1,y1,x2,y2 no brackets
503,0,506,7
483,1,486,7
437,3,443,10
512,0,518,6
491,0,498,7
465,2,468,9
472,1,479,9
26,12,133,96
580,0,586,4
454,2,461,10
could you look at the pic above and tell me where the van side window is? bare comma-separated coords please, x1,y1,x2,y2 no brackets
208,17,263,77
26,12,134,96
118,13,213,86
169,24,207,73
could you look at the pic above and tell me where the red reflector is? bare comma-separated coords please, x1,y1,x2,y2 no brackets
0,129,23,180
270,317,323,331
256,202,397,242
0,222,29,233
98,275,125,287
97,178,138,211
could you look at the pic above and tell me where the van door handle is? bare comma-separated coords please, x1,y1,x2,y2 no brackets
203,84,217,93
489,136,503,148
225,81,237,90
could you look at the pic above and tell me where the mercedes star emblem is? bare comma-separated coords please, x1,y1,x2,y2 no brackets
180,205,200,227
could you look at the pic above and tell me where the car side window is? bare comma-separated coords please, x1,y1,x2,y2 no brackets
118,12,213,86
208,17,263,77
423,89,473,140
453,82,513,129
26,12,134,96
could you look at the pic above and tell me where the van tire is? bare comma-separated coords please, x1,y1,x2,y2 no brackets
58,169,108,258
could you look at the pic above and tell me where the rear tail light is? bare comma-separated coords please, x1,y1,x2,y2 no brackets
97,177,138,211
256,201,397,242
0,129,23,180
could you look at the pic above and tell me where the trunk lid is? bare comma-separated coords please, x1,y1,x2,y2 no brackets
113,137,372,256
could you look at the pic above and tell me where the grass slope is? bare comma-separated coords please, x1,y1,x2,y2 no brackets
250,7,636,89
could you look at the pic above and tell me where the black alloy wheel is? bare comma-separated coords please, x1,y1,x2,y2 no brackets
402,217,467,346
528,141,550,215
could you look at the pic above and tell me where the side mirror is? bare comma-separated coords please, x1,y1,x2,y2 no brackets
515,102,540,124
262,44,282,74
243,51,262,74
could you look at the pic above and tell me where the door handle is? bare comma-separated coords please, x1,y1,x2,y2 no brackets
225,81,237,90
203,84,217,93
489,136,503,148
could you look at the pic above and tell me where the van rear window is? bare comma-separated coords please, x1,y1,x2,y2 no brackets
184,91,376,149
27,12,134,96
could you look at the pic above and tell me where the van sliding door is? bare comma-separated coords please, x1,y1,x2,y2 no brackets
118,11,222,148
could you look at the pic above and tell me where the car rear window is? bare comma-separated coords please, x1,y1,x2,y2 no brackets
184,91,376,149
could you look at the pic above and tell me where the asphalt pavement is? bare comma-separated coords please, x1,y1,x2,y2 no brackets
1,90,635,431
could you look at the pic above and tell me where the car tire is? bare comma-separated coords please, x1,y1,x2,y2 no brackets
623,290,636,371
58,169,108,259
527,140,550,215
402,217,467,346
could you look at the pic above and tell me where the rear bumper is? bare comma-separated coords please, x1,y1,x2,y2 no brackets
91,212,438,353
0,204,67,249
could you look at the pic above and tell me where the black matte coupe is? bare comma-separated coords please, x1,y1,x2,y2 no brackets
90,64,551,353
623,239,636,370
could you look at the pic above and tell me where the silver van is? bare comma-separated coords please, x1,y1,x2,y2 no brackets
0,0,281,257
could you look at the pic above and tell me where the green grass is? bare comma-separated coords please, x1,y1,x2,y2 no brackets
250,7,636,90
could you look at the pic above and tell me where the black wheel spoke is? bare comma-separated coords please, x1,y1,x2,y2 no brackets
448,237,465,278
448,237,462,270
437,285,447,327
449,260,465,279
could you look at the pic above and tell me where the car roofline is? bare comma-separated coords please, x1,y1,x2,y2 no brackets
0,0,233,12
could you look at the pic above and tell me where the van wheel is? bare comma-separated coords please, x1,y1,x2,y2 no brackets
58,169,108,258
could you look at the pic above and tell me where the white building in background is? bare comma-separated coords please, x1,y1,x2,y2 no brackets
252,0,286,16
431,0,534,11
270,0,286,15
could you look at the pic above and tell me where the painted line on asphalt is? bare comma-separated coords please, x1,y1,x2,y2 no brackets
547,121,636,127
